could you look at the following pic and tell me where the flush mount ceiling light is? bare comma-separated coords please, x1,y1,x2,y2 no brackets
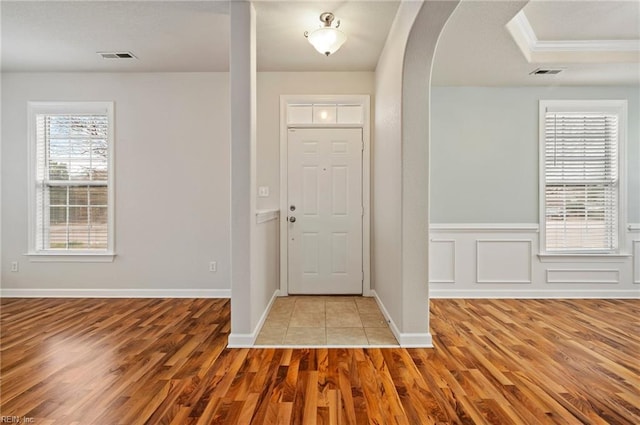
304,12,347,56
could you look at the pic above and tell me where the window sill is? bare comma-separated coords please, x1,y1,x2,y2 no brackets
537,253,631,263
26,252,116,263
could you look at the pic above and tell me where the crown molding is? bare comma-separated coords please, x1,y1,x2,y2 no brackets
534,39,640,53
507,10,640,63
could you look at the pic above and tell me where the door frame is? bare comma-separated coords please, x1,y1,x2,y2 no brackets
279,95,371,296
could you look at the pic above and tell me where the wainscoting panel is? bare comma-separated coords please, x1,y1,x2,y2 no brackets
634,241,640,284
429,224,639,298
429,239,456,283
476,240,532,283
546,269,620,284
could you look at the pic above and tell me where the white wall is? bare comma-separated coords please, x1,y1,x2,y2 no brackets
429,86,640,296
256,72,375,211
0,70,374,300
252,212,279,327
431,86,640,223
1,72,231,295
372,1,421,334
373,0,458,346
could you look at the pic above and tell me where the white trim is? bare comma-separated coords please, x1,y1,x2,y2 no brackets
628,224,640,232
507,10,640,63
538,101,546,253
226,333,256,348
0,71,2,282
256,209,279,224
371,290,400,341
546,269,620,284
228,289,280,348
0,288,231,298
26,252,115,262
534,39,640,53
430,288,640,299
633,241,640,284
429,239,456,283
371,290,433,348
254,289,280,341
505,10,536,62
396,333,433,348
253,344,400,349
428,224,637,294
537,254,630,263
476,239,533,284
281,123,364,129
27,101,116,258
538,100,628,256
430,223,538,232
279,95,371,297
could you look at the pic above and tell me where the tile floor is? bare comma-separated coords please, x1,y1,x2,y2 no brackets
255,296,399,347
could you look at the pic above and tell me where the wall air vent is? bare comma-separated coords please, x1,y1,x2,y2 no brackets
98,51,137,59
530,67,564,75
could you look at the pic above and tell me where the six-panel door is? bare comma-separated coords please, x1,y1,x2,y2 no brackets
287,128,363,294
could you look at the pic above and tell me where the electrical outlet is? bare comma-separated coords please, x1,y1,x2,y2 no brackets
209,261,217,272
11,261,19,272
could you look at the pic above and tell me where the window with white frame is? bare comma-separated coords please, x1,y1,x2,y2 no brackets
28,102,114,256
540,100,626,254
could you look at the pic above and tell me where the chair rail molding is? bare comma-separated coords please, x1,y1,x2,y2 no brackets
429,223,639,298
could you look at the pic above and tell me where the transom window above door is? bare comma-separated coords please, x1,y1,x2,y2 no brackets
287,104,363,125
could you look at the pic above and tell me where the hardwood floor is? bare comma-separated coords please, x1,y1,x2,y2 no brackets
1,298,638,424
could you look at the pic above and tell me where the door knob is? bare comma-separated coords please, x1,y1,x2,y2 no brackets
289,216,296,223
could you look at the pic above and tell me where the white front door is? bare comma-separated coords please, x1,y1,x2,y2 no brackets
287,128,363,294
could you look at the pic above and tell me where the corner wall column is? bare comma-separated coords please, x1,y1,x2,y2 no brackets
400,0,460,339
373,0,459,347
229,0,257,344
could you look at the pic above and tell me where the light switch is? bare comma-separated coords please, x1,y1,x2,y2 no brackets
258,186,269,197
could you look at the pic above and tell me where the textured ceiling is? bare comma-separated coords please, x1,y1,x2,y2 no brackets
525,0,640,41
0,1,398,73
1,1,230,72
1,0,638,86
431,0,640,86
254,1,399,71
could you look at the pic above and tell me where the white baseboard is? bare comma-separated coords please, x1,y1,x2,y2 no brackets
430,288,640,299
227,289,280,348
370,290,402,341
397,333,433,347
429,223,639,294
0,288,231,298
226,333,256,348
371,290,433,348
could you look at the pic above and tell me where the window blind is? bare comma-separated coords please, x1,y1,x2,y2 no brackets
544,112,618,252
35,114,110,251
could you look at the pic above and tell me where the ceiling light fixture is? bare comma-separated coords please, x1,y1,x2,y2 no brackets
304,12,347,56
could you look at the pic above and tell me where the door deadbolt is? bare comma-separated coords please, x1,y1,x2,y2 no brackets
290,205,296,211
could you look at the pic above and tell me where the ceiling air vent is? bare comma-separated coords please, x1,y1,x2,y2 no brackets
98,51,137,59
530,67,564,75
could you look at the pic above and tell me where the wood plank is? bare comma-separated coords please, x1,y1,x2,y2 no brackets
1,298,638,424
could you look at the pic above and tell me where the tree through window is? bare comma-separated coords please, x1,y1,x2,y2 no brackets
540,100,626,254
29,102,114,254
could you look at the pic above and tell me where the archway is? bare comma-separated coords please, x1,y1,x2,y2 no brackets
371,0,460,346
